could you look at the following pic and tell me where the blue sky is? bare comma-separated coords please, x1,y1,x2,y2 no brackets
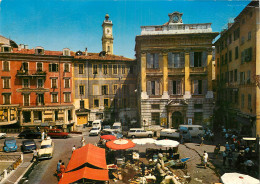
0,0,250,59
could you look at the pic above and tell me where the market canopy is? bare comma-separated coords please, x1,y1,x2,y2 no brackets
106,139,135,150
132,138,156,145
155,140,180,147
221,173,260,184
66,143,107,172
58,166,109,184
101,135,117,140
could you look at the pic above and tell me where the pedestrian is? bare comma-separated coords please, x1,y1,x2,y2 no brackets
203,151,208,168
81,137,85,147
225,142,230,151
56,160,62,174
227,150,233,168
141,162,146,176
214,144,220,158
222,151,227,166
244,159,254,174
72,145,76,153
31,149,38,162
200,135,204,146
60,162,66,173
41,131,45,141
235,152,244,171
168,147,173,159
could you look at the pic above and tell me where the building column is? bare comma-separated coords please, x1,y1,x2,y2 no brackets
162,52,169,99
206,49,214,98
168,112,172,128
141,53,148,99
7,108,10,123
31,111,34,124
256,9,260,137
52,111,55,123
64,110,67,124
42,111,44,123
20,111,23,125
184,51,191,99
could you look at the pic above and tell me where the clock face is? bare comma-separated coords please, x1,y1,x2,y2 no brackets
173,15,179,23
106,28,111,34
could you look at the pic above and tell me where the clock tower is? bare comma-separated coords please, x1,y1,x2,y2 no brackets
102,14,113,55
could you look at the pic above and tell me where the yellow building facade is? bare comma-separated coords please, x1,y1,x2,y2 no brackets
214,1,259,136
136,12,218,128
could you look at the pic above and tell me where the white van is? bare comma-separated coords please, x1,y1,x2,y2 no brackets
112,122,122,133
179,125,205,137
92,120,102,129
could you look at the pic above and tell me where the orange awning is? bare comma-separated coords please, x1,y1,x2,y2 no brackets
58,167,109,184
66,143,107,172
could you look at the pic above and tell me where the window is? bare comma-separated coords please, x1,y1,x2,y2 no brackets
22,62,28,71
37,63,43,71
190,51,207,67
225,72,229,83
101,85,108,95
64,93,71,103
235,91,238,104
79,64,84,74
64,78,70,88
107,46,110,52
230,71,233,82
193,80,207,94
104,99,109,107
248,94,252,109
229,50,232,62
63,49,70,56
64,63,69,72
113,85,118,94
147,53,159,69
49,63,58,72
35,48,44,55
194,104,203,109
225,53,228,64
37,94,44,105
240,72,245,84
103,65,108,75
94,99,99,108
1,46,11,53
151,113,160,125
234,69,237,82
235,46,239,59
122,85,128,95
129,66,134,74
51,78,57,88
121,65,126,74
23,79,29,88
169,80,182,95
3,78,10,89
51,93,58,103
247,70,251,84
3,61,9,71
241,36,245,45
23,94,30,106
113,65,117,74
241,94,244,109
147,80,160,95
80,100,85,109
248,31,251,40
112,99,118,108
228,34,232,44
233,27,240,41
37,79,43,88
122,98,127,108
3,93,11,105
168,52,185,68
79,85,84,95
194,112,203,125
93,64,98,74
151,104,160,109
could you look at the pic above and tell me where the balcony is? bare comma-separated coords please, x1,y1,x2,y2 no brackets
190,67,207,75
16,70,47,78
146,68,163,76
168,68,185,76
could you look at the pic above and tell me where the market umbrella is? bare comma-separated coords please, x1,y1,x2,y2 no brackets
221,173,260,184
132,138,156,145
106,139,135,150
155,140,180,147
100,135,117,140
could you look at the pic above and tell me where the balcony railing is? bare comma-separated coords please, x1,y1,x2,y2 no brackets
190,67,207,74
168,68,185,75
16,70,47,77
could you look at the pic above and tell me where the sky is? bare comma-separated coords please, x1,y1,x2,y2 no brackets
0,0,250,59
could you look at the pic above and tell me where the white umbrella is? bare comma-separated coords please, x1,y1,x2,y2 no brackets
155,140,180,147
132,138,156,145
221,173,260,184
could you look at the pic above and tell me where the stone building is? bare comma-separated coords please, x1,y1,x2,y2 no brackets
73,15,137,126
135,12,218,128
214,0,260,136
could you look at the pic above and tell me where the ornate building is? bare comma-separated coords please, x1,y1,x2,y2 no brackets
135,12,218,128
214,0,259,136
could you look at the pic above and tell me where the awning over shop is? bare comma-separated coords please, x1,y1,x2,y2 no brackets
66,143,107,172
58,166,109,184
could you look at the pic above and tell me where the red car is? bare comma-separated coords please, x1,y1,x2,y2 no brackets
47,129,69,139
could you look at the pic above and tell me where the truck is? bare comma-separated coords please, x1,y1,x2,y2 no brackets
160,128,191,142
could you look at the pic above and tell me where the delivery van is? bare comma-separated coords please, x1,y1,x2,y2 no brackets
92,120,102,129
179,124,205,137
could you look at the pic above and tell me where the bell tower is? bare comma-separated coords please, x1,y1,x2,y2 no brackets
102,14,113,55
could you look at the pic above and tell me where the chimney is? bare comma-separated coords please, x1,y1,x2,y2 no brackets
18,44,24,51
24,45,28,49
85,48,88,56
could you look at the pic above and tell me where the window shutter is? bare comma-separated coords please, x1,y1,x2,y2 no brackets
190,52,194,67
180,52,185,67
147,81,151,95
146,53,152,68
203,80,208,94
168,80,173,95
177,81,181,94
194,80,198,94
154,53,159,68
168,53,173,68
202,51,208,67
155,80,160,95
49,64,52,72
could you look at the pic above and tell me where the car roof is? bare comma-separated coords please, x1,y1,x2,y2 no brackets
41,139,52,145
22,139,35,143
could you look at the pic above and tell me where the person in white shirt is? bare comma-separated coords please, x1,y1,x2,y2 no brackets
203,151,208,168
72,145,76,153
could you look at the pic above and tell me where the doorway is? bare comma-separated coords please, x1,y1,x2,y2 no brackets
172,111,183,128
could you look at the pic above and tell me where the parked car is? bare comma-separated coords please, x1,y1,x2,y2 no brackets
47,129,69,139
3,137,17,152
112,122,122,133
127,128,153,138
0,133,6,139
21,139,37,153
38,139,54,160
101,129,123,139
103,125,111,130
92,120,102,129
89,127,101,136
18,130,41,139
